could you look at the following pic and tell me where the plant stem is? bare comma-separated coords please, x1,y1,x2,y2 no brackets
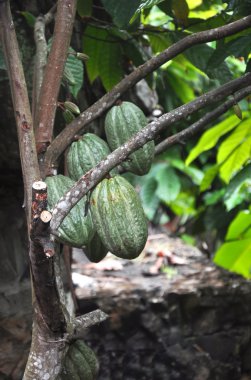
35,0,77,156
0,0,40,222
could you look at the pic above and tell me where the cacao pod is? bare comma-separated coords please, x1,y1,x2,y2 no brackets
46,175,94,247
90,175,148,259
105,101,155,175
85,232,108,263
67,133,117,181
60,340,99,380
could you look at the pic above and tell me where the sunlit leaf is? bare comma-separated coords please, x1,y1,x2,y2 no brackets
214,238,251,278
20,11,36,28
186,115,241,165
226,210,251,240
217,119,251,163
218,135,251,183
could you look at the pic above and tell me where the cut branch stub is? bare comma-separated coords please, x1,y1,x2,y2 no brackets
32,180,48,220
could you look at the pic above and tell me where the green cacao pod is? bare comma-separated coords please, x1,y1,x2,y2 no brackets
45,175,94,247
67,133,117,181
85,232,108,263
105,101,155,175
60,340,99,380
90,175,148,259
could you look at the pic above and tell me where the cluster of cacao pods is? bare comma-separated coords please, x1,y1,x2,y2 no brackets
46,101,154,261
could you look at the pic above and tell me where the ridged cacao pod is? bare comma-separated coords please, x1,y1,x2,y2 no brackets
90,175,148,259
85,232,108,263
60,340,99,380
67,133,117,181
105,101,155,175
45,175,94,247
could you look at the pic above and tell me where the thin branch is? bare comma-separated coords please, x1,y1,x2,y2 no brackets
70,310,108,338
0,0,40,222
50,73,251,232
44,14,251,173
155,86,251,155
32,4,57,121
35,0,77,155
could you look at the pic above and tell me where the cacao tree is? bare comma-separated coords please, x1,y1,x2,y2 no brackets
1,0,251,379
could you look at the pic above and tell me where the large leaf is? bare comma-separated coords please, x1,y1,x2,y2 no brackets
224,163,251,200
214,238,251,278
83,26,123,90
101,0,141,28
156,167,181,203
186,115,241,165
219,135,251,183
208,35,251,69
226,210,251,241
184,43,232,83
167,69,195,103
140,177,160,220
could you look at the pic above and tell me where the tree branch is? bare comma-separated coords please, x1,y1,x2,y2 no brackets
50,73,251,232
70,310,108,338
44,14,251,174
155,86,251,155
35,0,77,155
32,4,57,122
0,0,40,221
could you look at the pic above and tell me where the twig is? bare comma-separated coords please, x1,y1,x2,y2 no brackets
50,73,251,232
44,14,251,173
155,86,251,155
71,310,108,338
32,4,57,122
0,0,40,222
35,0,77,155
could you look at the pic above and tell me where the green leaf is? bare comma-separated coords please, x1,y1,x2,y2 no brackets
99,41,123,91
208,35,251,69
101,0,141,28
77,0,93,16
148,33,172,54
214,238,251,278
168,157,203,185
217,119,251,164
184,43,232,83
20,11,36,28
200,164,219,192
156,167,181,203
216,120,251,183
48,40,84,98
83,26,123,91
65,47,84,98
169,191,196,216
224,163,251,200
186,115,241,165
204,189,225,206
167,69,195,103
226,210,251,241
140,177,160,220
